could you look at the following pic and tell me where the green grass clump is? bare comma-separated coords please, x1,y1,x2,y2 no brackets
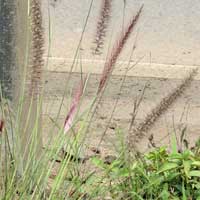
1,95,200,199
1,1,199,199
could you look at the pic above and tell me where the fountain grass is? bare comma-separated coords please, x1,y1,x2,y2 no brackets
0,1,200,199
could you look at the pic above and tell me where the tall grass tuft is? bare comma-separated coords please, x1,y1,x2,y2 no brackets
1,1,200,199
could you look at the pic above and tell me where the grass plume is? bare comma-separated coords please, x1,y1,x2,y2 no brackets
29,0,44,97
64,77,86,133
130,68,198,146
98,5,143,94
92,0,112,55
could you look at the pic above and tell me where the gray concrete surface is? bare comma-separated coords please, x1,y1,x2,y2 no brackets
0,0,16,99
42,0,200,67
43,71,200,153
41,0,200,154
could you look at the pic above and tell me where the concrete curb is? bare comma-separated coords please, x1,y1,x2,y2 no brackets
44,57,200,80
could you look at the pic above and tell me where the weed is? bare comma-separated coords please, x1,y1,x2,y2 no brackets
92,135,200,199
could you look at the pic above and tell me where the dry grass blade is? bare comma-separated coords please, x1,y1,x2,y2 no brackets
92,0,112,55
64,78,86,133
98,5,143,94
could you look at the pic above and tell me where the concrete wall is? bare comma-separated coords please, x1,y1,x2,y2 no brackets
42,0,200,72
0,0,16,99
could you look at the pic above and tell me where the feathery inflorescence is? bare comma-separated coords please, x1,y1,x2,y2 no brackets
64,5,143,134
131,68,198,145
98,5,143,94
29,0,44,98
92,0,112,55
64,78,86,134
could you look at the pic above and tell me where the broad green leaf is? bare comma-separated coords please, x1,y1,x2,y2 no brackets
192,161,200,167
137,166,150,182
189,170,200,177
183,160,191,177
158,162,179,173
160,183,170,200
197,196,200,200
182,182,187,200
182,149,194,159
149,175,164,186
169,153,182,160
168,153,182,165
195,182,200,189
91,157,105,169
116,168,130,177
130,191,144,200
165,172,180,181
110,160,123,169
171,132,178,154
131,162,137,170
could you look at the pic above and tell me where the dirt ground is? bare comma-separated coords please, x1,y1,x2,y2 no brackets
42,70,200,158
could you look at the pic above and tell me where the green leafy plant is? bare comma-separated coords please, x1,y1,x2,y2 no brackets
92,136,200,199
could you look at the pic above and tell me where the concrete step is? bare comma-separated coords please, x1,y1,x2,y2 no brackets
45,58,200,80
42,66,200,154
